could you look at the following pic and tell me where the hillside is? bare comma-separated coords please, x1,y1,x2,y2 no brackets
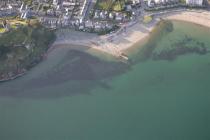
0,24,55,81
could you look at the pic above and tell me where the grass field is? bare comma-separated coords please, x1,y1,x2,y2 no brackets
143,15,153,24
0,19,27,34
0,18,39,34
0,28,6,34
97,0,115,10
179,0,186,4
96,0,128,11
9,19,28,26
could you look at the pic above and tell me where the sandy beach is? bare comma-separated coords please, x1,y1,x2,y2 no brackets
164,10,210,28
51,10,210,57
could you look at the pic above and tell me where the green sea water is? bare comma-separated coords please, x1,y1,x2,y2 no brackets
0,21,210,140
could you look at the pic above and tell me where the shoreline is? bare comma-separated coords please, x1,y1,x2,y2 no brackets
0,72,26,83
1,10,210,82
52,10,210,57
123,10,210,54
163,10,210,29
107,10,210,53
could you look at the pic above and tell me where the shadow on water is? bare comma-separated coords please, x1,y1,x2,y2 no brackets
0,50,131,98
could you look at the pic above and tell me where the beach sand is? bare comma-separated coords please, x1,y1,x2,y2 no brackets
164,10,210,29
51,10,210,57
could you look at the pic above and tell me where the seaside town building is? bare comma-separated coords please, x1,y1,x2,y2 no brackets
146,0,180,7
0,0,208,34
132,0,141,5
186,0,203,6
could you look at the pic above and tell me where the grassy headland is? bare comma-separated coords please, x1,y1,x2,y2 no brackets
0,23,55,81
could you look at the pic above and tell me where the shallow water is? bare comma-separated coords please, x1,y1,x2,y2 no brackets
0,21,210,140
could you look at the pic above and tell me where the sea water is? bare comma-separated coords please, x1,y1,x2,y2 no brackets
0,21,210,140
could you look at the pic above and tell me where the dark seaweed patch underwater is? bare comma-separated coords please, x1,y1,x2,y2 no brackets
0,50,131,98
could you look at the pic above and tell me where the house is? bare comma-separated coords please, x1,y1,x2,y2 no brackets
109,12,114,19
79,24,85,30
154,0,164,4
147,0,155,7
99,11,106,19
105,23,113,30
115,12,127,21
147,0,179,6
85,20,93,28
53,0,61,6
126,5,132,11
115,12,123,21
186,0,203,6
94,10,100,18
132,0,141,5
94,22,102,31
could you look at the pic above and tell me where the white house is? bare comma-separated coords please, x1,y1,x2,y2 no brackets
132,0,141,5
186,0,203,6
53,0,58,5
154,0,164,4
147,0,155,7
147,0,179,6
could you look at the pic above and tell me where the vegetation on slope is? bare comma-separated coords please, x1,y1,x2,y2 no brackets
0,23,55,81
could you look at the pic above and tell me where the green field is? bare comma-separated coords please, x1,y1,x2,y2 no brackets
96,0,129,11
143,15,153,24
0,28,6,34
0,17,39,34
